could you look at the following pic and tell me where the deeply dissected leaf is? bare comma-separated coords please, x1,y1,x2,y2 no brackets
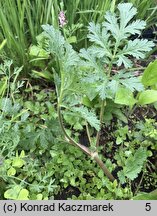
138,90,157,105
87,22,112,58
117,39,154,68
79,48,103,72
73,106,100,131
84,3,154,69
96,80,118,100
117,170,126,184
82,72,101,84
113,70,144,92
42,24,79,73
124,147,147,180
96,81,108,100
117,55,132,68
120,77,144,92
81,83,98,101
42,24,65,59
103,3,146,42
142,59,157,87
63,43,80,71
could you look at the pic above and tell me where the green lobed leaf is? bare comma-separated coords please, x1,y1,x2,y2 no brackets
29,45,49,58
133,189,157,200
17,189,29,200
7,167,16,176
138,90,157,105
142,59,157,87
115,87,137,107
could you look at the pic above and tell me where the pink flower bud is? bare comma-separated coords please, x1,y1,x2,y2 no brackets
58,11,67,27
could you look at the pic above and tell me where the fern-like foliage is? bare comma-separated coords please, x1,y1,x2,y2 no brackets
42,24,80,103
42,24,79,72
85,3,154,69
79,3,154,102
118,147,147,183
42,25,65,60
104,3,146,42
113,70,144,92
39,4,154,133
73,106,100,131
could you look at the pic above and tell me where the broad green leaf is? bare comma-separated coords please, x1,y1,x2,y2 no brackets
12,158,25,168
67,36,77,44
112,109,128,123
17,189,29,200
142,59,157,86
133,189,157,200
115,87,137,107
138,90,157,105
7,167,16,176
4,186,21,200
82,96,93,108
29,45,49,58
36,194,43,200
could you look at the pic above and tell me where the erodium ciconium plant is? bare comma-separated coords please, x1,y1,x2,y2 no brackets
40,3,154,181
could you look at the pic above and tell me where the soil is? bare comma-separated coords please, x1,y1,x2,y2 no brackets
54,186,81,200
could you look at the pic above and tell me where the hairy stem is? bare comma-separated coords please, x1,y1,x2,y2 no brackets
96,100,106,147
92,152,115,182
57,105,115,182
57,106,91,156
85,121,92,146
